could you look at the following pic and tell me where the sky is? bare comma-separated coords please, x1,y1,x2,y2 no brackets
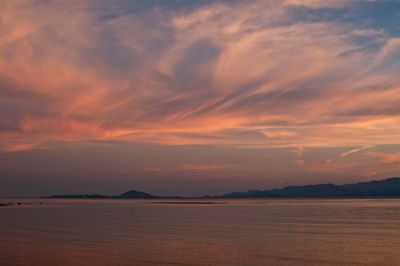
0,0,400,197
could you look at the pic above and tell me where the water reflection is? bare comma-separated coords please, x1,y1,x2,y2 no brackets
1,199,400,265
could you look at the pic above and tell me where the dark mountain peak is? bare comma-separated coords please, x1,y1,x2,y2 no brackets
118,190,157,199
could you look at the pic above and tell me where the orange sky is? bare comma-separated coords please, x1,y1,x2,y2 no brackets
0,0,399,196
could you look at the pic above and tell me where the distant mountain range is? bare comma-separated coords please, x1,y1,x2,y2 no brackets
43,190,162,199
217,177,400,198
44,177,400,199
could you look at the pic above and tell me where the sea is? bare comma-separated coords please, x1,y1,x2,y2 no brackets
1,198,400,265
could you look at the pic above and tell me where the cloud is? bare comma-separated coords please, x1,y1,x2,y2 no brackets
0,0,399,150
306,148,400,179
283,0,353,8
0,143,38,152
291,146,304,157
367,151,400,164
340,145,372,157
143,163,239,172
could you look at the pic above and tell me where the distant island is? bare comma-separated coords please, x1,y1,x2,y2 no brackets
43,177,400,199
42,190,163,199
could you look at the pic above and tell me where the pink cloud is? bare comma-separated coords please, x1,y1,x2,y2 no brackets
340,146,372,157
0,0,399,151
367,151,400,164
0,143,38,152
143,163,239,172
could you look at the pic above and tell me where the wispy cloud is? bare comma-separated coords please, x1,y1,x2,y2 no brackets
340,145,373,157
0,143,38,152
367,151,400,164
143,163,239,172
1,0,399,149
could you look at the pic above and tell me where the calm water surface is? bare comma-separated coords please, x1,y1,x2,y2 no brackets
1,198,400,265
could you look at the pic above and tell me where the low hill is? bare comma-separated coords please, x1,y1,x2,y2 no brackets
117,190,158,199
44,190,158,199
217,177,400,198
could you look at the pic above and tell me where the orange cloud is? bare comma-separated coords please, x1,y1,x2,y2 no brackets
143,163,239,172
306,148,400,179
367,151,400,164
0,143,38,152
0,0,399,152
340,146,372,158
